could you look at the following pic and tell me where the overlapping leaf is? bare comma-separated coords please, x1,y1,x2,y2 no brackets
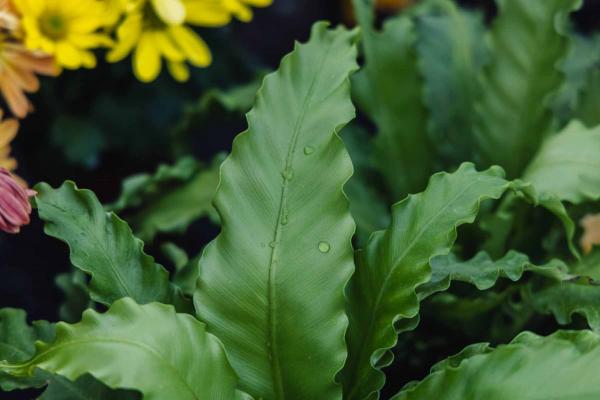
194,23,358,399
35,182,191,312
416,2,487,164
3,299,244,400
528,251,600,331
0,309,136,398
0,309,44,391
473,0,580,177
552,33,600,124
352,0,433,198
523,121,600,204
393,330,600,399
418,251,570,299
55,270,93,323
342,163,511,400
342,124,390,244
109,156,222,241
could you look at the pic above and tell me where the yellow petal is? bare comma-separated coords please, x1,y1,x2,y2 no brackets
169,25,210,67
0,157,17,171
222,0,252,22
134,33,162,82
14,0,45,16
183,0,231,27
154,31,185,62
241,0,272,6
107,13,142,62
151,0,186,25
55,41,84,69
167,61,189,82
79,49,97,68
0,120,19,147
67,33,114,49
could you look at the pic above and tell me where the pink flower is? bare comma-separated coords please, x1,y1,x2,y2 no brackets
0,167,35,233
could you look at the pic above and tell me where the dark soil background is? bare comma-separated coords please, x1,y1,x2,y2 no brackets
1,0,598,398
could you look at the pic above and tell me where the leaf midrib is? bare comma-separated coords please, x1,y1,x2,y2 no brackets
265,39,334,399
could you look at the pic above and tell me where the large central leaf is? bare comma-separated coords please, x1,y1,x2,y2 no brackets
194,23,358,399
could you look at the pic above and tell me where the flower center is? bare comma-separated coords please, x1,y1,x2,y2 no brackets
39,13,68,40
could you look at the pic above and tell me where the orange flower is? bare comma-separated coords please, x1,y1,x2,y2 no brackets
0,108,28,188
0,38,58,118
376,0,413,12
0,108,17,171
581,214,600,254
0,0,19,32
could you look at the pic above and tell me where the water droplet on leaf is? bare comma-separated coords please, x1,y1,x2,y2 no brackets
304,146,314,155
269,241,277,248
281,166,294,181
318,241,331,253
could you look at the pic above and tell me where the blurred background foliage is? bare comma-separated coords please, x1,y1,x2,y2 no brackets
0,0,598,397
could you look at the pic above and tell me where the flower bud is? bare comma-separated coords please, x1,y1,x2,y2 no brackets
0,168,35,234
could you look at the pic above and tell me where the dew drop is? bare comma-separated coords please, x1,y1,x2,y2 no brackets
269,241,277,248
318,241,331,253
281,214,289,225
303,146,315,155
281,166,294,181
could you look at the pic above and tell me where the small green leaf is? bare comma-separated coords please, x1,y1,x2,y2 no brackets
418,250,570,299
552,33,600,124
38,373,140,400
575,68,600,127
342,163,511,400
0,309,42,391
109,156,222,241
393,330,600,399
342,124,390,244
161,243,202,296
528,251,600,331
473,0,581,176
4,299,244,400
194,22,358,399
35,182,191,312
523,120,600,204
55,270,93,323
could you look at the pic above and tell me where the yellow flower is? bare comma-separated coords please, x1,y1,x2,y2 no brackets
221,0,272,22
0,37,58,118
15,0,113,69
0,108,18,172
103,0,126,28
108,0,231,82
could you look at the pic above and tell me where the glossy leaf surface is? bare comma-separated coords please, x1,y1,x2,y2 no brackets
393,331,600,399
342,163,511,400
6,299,243,400
35,182,191,312
194,23,358,400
